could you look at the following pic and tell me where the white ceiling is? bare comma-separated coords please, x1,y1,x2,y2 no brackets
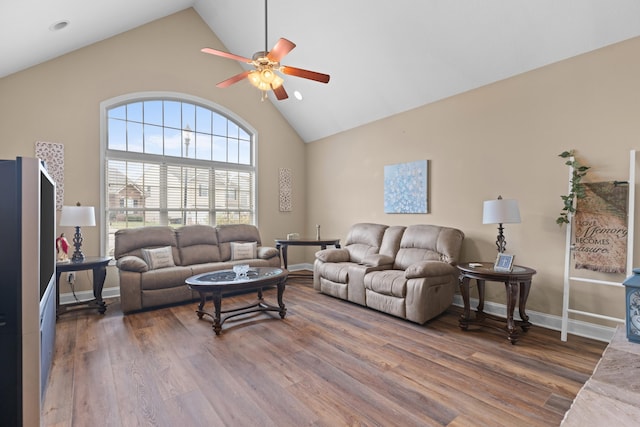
2,1,640,142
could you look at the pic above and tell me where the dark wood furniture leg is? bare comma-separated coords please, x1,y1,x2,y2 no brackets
281,245,289,269
505,280,519,344
92,264,107,314
476,279,486,321
196,292,206,319
212,291,223,335
277,279,287,319
519,280,532,331
458,274,471,330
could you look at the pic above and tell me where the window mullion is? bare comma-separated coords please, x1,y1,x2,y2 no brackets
160,163,168,224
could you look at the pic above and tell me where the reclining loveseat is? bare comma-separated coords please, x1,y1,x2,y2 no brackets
313,223,464,324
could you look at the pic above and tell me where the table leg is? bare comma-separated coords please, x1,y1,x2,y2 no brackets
212,292,222,335
519,280,532,331
476,279,486,320
281,245,289,269
196,292,206,319
505,281,519,344
92,265,108,314
458,274,471,330
277,279,287,319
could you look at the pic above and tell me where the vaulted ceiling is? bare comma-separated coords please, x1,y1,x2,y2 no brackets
3,1,640,142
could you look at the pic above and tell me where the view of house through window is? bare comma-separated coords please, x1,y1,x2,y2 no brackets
104,97,255,256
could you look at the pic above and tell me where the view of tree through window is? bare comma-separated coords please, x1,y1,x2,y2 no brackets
104,97,255,256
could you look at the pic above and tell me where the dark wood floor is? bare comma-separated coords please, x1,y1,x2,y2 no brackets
42,273,606,427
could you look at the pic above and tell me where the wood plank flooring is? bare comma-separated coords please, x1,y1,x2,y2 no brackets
42,274,606,426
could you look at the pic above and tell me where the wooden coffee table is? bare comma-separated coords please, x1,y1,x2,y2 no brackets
186,267,288,335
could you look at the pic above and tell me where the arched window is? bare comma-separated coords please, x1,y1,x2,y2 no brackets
101,93,256,256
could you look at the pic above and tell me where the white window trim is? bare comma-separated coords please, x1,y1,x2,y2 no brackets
99,91,259,256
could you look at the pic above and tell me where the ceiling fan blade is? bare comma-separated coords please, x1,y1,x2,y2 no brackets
267,38,296,62
281,66,330,84
272,85,288,100
201,47,252,63
216,70,251,88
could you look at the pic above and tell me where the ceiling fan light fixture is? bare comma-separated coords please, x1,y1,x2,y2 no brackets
248,68,283,92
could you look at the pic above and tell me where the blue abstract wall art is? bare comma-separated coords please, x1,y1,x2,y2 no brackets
384,160,428,214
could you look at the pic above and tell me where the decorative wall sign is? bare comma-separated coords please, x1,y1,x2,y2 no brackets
574,181,628,273
35,141,64,210
384,160,428,214
279,168,292,212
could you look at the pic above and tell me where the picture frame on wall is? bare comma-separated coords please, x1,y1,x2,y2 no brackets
384,159,429,214
494,253,515,271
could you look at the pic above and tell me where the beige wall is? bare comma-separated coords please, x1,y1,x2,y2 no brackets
0,9,307,289
306,36,640,324
1,8,637,325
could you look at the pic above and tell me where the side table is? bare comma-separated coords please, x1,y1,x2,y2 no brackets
275,238,341,269
56,256,111,317
457,262,536,344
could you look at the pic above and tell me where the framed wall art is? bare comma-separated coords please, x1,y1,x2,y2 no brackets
384,160,428,214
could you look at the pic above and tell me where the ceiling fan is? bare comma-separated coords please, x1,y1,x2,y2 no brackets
201,0,330,101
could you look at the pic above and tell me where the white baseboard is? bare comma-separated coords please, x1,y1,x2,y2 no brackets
289,263,313,271
59,286,121,305
452,295,615,343
61,269,616,343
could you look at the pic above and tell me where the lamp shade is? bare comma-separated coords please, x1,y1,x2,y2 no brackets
482,198,521,224
59,205,96,227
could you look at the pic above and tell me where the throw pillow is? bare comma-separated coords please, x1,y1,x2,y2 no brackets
230,241,257,260
141,246,175,270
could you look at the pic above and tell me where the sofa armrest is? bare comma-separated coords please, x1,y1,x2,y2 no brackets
257,246,279,260
116,255,149,272
315,248,350,263
361,254,394,268
405,261,455,279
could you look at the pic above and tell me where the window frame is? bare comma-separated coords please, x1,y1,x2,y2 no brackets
99,91,259,257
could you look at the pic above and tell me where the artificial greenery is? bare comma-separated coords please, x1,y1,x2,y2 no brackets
556,150,590,225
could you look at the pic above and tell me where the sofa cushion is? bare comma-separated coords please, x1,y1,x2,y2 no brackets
231,241,257,260
114,226,178,261
393,224,464,270
176,225,221,265
140,266,193,291
317,262,349,284
364,270,406,298
141,246,176,270
343,223,388,263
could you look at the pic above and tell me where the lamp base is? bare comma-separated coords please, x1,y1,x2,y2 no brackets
71,226,85,262
495,223,507,253
71,251,85,262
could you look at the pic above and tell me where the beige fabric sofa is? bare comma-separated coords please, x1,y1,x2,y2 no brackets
114,224,280,313
314,223,464,324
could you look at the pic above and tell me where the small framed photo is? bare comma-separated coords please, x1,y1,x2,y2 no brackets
494,253,515,272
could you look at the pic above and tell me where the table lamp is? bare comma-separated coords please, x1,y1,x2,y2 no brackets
482,195,521,253
59,202,96,262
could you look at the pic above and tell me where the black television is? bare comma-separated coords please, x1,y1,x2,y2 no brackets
40,168,56,299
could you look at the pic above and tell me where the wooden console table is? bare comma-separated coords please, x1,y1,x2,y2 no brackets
457,262,536,344
56,256,111,317
275,238,340,269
